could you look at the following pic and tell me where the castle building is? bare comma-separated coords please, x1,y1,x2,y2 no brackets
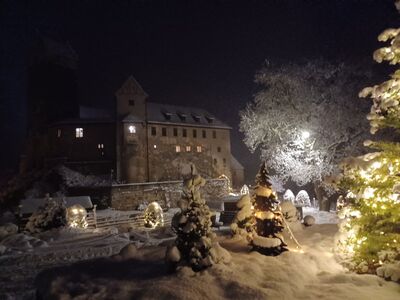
23,36,244,187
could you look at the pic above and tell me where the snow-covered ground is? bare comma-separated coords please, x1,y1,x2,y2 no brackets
32,209,399,300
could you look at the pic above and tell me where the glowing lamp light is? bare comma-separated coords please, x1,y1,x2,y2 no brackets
301,130,310,139
128,125,136,133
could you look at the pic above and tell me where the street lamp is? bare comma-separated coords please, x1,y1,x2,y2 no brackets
301,130,310,139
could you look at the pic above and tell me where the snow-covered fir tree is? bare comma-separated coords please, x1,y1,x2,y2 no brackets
337,16,400,281
283,189,295,203
248,162,288,256
295,190,311,207
230,193,253,237
166,165,230,271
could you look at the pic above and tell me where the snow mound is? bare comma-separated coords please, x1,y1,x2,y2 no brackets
376,262,400,282
1,233,48,253
0,223,18,240
280,201,297,222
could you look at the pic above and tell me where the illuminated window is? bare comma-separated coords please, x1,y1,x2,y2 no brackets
212,130,216,139
196,146,202,153
175,145,181,153
173,128,178,136
97,143,104,149
162,127,167,136
186,146,191,152
202,130,206,138
153,144,157,149
217,146,221,152
57,129,62,138
193,129,197,138
75,128,83,138
151,127,156,136
128,125,136,134
182,128,187,137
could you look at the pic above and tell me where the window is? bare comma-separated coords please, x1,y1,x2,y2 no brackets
173,128,178,137
206,116,215,123
153,144,157,149
196,146,202,153
212,130,217,139
182,128,187,137
192,114,201,122
175,145,181,153
98,143,104,149
75,128,83,138
223,158,227,167
217,146,221,152
57,129,62,138
186,146,191,152
193,129,197,138
162,127,167,137
129,99,135,106
213,158,217,165
128,125,136,134
202,130,206,138
151,127,156,136
162,110,172,121
177,111,187,122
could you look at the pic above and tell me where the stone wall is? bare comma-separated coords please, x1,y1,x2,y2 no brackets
110,178,229,211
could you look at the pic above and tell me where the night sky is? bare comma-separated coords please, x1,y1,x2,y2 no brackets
1,0,399,178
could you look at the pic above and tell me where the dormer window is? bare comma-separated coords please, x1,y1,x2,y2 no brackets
205,115,215,123
129,99,135,106
177,111,187,122
192,113,201,122
162,110,173,121
128,125,136,134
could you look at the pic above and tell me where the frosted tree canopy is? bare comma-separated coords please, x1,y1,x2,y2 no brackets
240,60,370,186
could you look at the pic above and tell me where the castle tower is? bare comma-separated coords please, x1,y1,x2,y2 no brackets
115,76,149,183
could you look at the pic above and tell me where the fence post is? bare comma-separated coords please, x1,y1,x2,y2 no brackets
93,204,97,228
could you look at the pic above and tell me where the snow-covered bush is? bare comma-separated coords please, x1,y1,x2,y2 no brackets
295,190,311,207
0,223,18,240
303,215,315,226
280,201,298,223
231,194,253,237
283,189,295,203
25,197,67,233
144,202,164,228
166,165,230,271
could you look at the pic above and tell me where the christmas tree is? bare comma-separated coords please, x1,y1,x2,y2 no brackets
249,162,288,256
166,165,230,271
337,17,400,280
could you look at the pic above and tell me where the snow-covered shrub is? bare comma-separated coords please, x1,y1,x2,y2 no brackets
144,202,164,228
25,197,67,233
166,165,231,271
303,215,315,226
0,223,18,240
283,189,295,203
231,194,253,237
0,233,48,253
295,190,311,206
280,201,298,223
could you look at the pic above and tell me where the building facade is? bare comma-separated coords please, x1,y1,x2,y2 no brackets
23,38,244,187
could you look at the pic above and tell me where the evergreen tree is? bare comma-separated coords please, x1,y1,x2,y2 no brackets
249,162,288,256
337,21,400,278
166,165,230,271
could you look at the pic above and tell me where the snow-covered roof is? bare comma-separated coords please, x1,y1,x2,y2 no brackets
146,102,231,129
20,196,93,214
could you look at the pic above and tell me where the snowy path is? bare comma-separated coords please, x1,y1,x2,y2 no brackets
34,219,400,300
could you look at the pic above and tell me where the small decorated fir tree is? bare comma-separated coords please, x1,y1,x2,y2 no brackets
248,162,288,256
166,165,230,271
